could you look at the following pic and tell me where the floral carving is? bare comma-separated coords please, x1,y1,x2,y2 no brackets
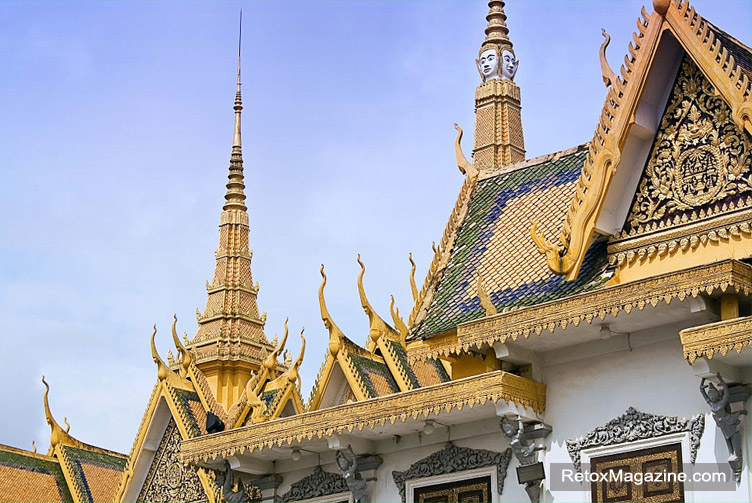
626,57,751,232
391,442,512,503
566,407,705,472
137,418,207,502
278,466,348,502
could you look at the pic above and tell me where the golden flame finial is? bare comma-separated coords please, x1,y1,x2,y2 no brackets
357,255,399,345
476,272,498,316
319,265,345,356
150,325,170,381
264,318,289,371
171,315,193,375
481,0,513,55
408,253,418,302
224,10,247,212
286,329,306,383
41,376,74,451
390,295,409,348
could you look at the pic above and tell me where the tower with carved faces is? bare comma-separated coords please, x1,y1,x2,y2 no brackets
473,0,526,169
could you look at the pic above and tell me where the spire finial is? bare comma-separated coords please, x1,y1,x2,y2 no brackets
482,1,512,53
476,1,518,82
224,10,247,212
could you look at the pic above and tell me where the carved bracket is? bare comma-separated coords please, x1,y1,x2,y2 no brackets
566,407,704,472
391,442,512,503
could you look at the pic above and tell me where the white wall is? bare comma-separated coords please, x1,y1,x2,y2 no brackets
264,324,750,502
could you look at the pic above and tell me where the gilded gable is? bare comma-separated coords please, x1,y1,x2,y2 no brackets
137,419,208,503
609,56,752,266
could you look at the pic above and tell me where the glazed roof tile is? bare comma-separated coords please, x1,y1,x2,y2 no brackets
413,146,610,340
347,352,400,398
385,340,450,387
707,20,752,81
0,444,73,503
58,446,127,503
171,388,208,438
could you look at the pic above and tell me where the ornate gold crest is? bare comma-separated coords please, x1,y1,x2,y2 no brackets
627,57,751,230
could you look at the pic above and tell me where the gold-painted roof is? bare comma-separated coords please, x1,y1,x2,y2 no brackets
0,444,72,503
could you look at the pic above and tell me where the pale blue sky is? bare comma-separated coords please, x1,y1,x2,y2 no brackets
1,0,750,454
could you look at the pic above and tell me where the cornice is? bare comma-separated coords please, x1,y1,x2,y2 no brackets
680,315,752,363
607,209,751,266
407,259,751,362
180,371,546,464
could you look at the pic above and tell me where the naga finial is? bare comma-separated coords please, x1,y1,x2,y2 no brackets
357,255,399,345
264,318,289,371
319,265,346,357
150,325,170,381
390,295,409,348
63,417,70,434
286,329,306,383
599,29,617,88
171,315,193,375
476,272,498,316
31,441,36,454
454,124,479,178
408,253,419,302
41,376,73,450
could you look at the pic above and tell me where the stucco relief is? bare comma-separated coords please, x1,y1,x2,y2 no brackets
391,442,512,503
566,407,705,472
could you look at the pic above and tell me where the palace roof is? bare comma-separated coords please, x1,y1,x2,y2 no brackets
411,145,612,341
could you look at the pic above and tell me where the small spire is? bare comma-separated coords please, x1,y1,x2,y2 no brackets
481,0,513,54
224,10,247,212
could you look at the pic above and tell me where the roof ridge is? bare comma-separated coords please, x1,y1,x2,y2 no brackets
706,18,752,53
60,441,127,459
479,143,589,180
0,442,58,461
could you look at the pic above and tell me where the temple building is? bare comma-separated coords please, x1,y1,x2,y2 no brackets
1,0,750,502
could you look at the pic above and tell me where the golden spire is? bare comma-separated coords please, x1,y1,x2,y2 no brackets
319,265,345,356
224,10,246,212
473,0,525,168
191,11,274,395
481,0,513,55
357,255,399,345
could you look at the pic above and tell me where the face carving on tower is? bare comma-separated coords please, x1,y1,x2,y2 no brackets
501,49,518,80
478,48,499,81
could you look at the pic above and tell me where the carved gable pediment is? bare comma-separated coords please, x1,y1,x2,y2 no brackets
609,56,752,266
137,418,208,503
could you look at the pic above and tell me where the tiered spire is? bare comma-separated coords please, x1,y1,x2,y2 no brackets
224,17,247,212
481,0,513,53
189,16,276,409
472,0,526,170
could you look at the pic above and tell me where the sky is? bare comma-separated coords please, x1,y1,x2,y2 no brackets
0,0,750,455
